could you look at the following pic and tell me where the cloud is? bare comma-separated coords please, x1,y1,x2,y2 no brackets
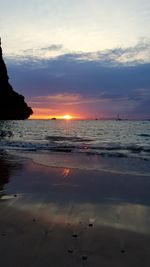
18,44,65,59
5,41,150,118
7,40,150,64
134,88,150,98
52,40,150,65
40,44,63,51
33,93,81,103
29,93,109,108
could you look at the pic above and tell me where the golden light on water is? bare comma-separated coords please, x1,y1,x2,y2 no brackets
62,168,71,177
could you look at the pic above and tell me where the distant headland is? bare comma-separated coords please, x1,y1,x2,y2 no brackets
0,38,33,120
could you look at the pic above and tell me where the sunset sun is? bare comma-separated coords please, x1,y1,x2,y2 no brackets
61,114,72,120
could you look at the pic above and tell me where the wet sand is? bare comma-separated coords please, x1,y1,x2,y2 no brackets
0,153,150,266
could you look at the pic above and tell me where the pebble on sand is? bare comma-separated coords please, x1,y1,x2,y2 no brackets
82,255,88,260
68,249,73,254
72,234,78,238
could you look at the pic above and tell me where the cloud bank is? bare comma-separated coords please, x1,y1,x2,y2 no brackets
5,41,150,118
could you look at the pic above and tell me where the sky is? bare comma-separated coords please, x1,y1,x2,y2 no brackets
1,0,150,119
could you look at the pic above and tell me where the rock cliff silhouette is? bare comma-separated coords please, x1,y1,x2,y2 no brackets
0,38,33,119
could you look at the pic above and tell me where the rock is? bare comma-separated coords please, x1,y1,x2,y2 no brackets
0,38,33,120
68,248,73,254
1,232,6,237
72,233,78,238
82,255,88,260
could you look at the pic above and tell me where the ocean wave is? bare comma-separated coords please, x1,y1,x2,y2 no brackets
138,134,150,138
0,120,150,165
0,130,13,138
45,135,92,142
0,140,149,160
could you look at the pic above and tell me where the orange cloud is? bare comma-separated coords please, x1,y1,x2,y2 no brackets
30,93,81,104
28,93,108,119
28,93,109,107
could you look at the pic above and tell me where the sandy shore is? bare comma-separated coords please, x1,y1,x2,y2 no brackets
0,152,150,266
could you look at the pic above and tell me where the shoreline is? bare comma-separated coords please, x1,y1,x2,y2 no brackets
7,149,150,177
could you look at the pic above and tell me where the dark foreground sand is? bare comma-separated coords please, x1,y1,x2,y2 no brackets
0,153,150,267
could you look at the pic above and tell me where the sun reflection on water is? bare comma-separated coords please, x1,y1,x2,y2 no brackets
62,168,71,177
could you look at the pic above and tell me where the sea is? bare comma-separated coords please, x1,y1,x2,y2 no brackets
0,120,150,175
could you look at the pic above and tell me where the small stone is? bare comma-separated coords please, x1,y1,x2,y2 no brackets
1,232,6,237
72,234,78,238
68,249,73,254
82,255,88,260
14,194,17,197
43,230,49,235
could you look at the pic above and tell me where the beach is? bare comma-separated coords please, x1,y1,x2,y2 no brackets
1,0,150,264
0,151,150,267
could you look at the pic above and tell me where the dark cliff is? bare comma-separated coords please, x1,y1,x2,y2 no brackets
0,38,33,120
